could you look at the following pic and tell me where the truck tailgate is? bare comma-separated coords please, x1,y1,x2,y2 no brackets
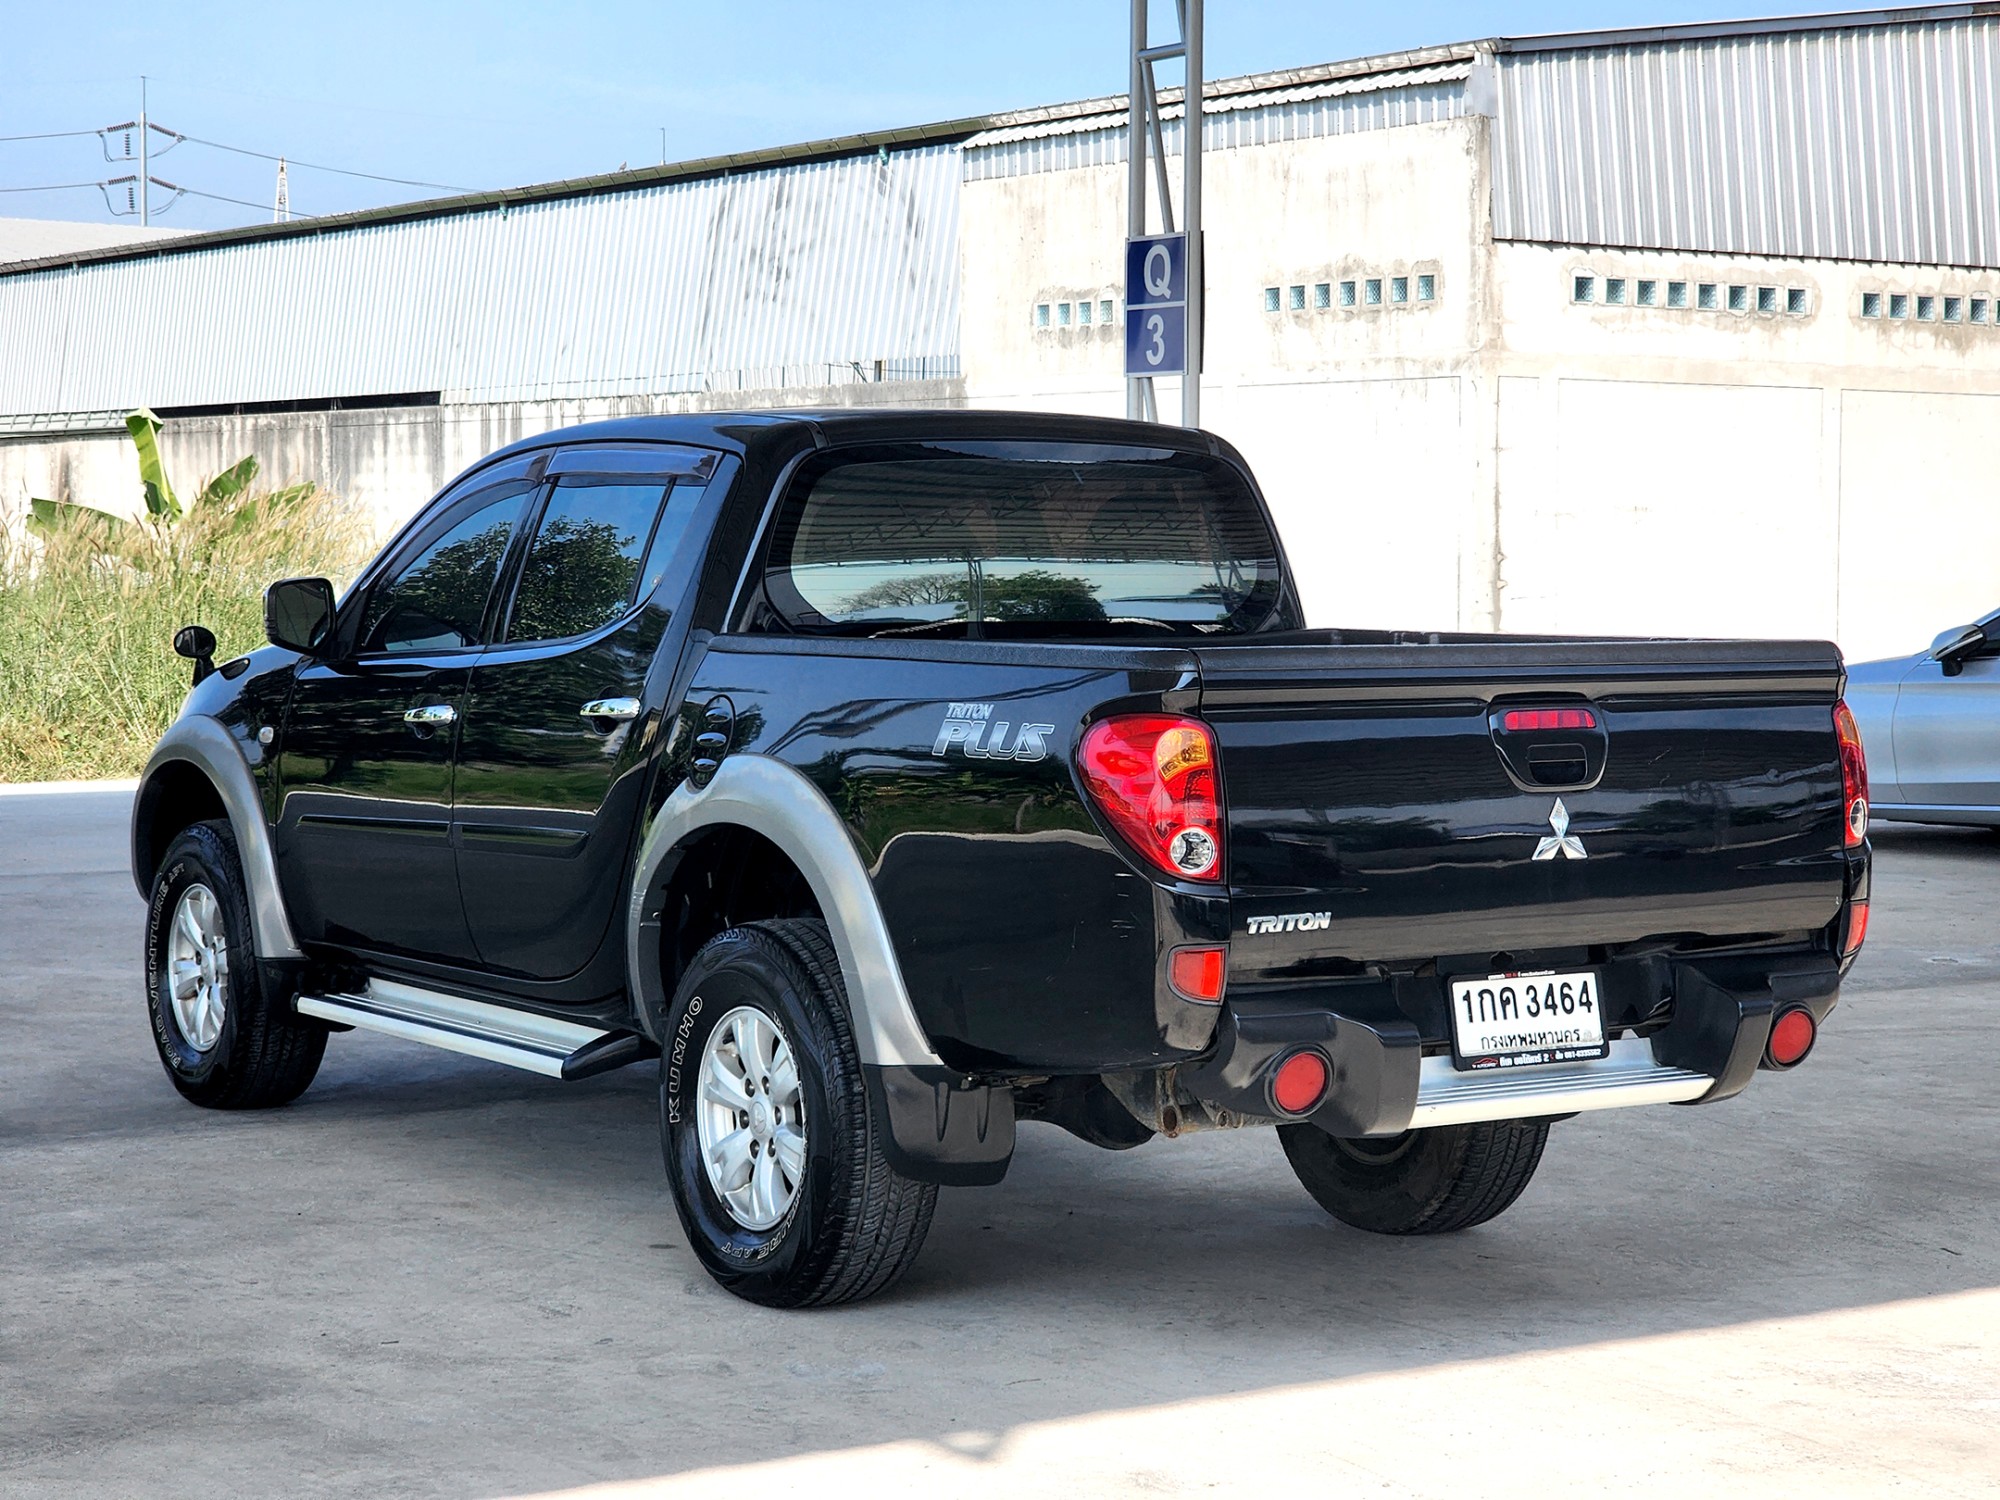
1192,636,1849,968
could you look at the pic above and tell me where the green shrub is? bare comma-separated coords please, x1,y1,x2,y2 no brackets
0,484,370,782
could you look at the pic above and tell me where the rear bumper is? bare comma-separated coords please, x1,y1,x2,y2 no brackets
1187,957,1839,1136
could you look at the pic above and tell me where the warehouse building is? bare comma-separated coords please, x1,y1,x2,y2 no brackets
4,5,1998,660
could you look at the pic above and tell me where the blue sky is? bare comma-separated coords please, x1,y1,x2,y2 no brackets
4,0,1783,230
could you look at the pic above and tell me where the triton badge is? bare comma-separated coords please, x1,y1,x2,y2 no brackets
1245,911,1332,936
1532,798,1587,861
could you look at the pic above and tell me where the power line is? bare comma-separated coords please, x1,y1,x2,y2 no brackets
170,182,286,214
0,181,104,193
179,133,469,192
0,129,101,144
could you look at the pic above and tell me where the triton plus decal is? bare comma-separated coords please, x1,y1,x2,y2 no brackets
1245,911,1333,936
1532,798,1588,861
933,701,1057,763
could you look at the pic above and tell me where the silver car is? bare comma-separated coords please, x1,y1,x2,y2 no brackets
1846,607,2000,826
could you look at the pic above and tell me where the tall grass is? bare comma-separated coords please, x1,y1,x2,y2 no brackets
0,488,371,782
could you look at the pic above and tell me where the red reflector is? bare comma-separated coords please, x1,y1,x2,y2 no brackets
1843,900,1870,955
1767,1008,1817,1068
1272,1051,1330,1115
1502,707,1598,732
1168,946,1227,1004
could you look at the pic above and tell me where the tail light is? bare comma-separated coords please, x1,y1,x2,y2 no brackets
1834,700,1869,847
1079,714,1224,882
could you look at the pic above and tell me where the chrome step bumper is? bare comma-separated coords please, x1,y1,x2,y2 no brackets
297,979,612,1078
1407,1036,1712,1128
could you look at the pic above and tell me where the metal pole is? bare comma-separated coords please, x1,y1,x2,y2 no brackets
1182,0,1202,428
1127,0,1148,421
138,77,149,227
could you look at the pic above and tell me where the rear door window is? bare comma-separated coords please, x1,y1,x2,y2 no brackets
504,478,687,643
757,441,1289,638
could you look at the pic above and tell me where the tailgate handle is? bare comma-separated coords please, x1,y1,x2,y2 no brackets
1525,743,1589,786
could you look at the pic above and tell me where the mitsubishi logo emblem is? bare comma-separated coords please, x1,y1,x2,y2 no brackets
1532,798,1587,861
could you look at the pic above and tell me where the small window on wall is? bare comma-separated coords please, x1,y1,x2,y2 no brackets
1757,286,1778,313
1365,278,1383,306
1698,283,1719,309
1668,281,1689,307
1078,300,1093,325
1605,277,1626,305
1572,274,1595,303
1391,276,1409,304
1861,292,1882,318
1100,299,1114,323
1787,288,1808,315
1728,285,1749,312
1339,280,1357,308
1890,294,1909,319
1637,279,1658,306
1973,297,1991,324
1916,295,1936,320
1035,304,1050,328
1288,284,1306,311
1056,302,1072,326
506,479,683,643
1417,273,1436,301
1944,296,1964,323
1263,287,1281,312
1313,282,1331,309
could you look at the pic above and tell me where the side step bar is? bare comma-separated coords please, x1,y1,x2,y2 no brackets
297,979,656,1080
1407,1036,1711,1128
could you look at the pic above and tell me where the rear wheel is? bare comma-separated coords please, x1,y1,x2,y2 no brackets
659,918,936,1307
145,819,326,1109
1277,1118,1550,1235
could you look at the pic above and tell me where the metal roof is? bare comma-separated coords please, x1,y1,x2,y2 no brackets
0,116,987,281
0,142,966,415
1491,9,2000,266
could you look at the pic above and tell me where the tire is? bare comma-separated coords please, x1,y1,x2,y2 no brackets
658,918,937,1308
145,819,326,1109
1277,1118,1551,1235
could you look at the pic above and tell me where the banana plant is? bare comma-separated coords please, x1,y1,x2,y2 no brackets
28,408,313,541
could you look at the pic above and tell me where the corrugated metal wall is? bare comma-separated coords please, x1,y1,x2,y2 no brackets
962,67,1470,181
1492,16,2000,267
0,144,962,416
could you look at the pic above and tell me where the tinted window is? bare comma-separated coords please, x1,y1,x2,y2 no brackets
506,478,680,643
357,483,529,654
761,443,1286,638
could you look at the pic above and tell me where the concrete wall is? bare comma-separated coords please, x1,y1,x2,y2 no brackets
962,118,1497,632
0,378,965,542
1488,241,2000,661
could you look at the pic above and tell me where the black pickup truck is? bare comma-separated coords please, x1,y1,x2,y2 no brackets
132,410,1872,1306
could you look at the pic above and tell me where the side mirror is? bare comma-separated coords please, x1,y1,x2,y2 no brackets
172,624,218,686
265,576,336,656
1930,623,1986,677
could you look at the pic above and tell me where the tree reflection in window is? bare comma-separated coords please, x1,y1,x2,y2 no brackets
360,488,526,653
508,480,674,642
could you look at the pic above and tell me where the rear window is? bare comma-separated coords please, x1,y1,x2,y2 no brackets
758,441,1289,638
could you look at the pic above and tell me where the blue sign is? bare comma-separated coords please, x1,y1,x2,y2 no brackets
1125,234,1187,377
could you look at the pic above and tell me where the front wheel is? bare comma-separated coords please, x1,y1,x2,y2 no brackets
658,919,936,1307
1277,1118,1551,1235
145,819,326,1109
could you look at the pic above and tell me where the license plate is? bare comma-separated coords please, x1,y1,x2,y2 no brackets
1448,969,1608,1071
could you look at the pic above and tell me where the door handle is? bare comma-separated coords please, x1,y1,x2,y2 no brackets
578,697,642,722
403,703,458,727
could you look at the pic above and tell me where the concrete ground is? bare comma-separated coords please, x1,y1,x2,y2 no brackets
2,786,1995,1499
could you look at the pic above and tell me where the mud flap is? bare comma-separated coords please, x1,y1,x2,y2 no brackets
865,1065,1015,1186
